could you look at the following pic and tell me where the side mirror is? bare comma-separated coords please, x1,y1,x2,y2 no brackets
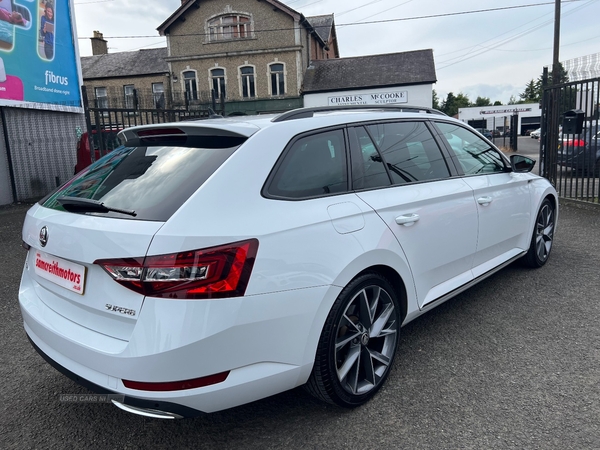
510,154,536,173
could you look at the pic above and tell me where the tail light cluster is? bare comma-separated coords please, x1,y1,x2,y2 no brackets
95,239,258,299
563,139,585,147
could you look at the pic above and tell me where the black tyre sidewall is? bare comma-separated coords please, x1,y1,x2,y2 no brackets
317,273,401,407
525,198,554,268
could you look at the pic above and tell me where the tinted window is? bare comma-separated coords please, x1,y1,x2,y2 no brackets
436,122,507,175
268,129,347,199
350,126,391,190
41,144,238,221
365,121,450,184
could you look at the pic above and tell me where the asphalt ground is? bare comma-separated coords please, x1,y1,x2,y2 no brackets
1,197,599,450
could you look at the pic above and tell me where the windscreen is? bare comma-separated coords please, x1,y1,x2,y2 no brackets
41,143,239,221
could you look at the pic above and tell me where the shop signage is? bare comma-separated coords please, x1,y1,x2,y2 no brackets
328,91,408,106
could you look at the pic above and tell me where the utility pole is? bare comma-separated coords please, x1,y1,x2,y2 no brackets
552,0,561,84
545,0,561,184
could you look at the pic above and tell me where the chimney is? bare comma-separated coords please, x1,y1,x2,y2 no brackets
91,31,108,55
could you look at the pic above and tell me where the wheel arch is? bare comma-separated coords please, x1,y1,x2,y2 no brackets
297,251,416,386
350,265,408,324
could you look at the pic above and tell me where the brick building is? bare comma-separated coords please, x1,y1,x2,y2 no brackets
81,33,171,109
156,0,338,114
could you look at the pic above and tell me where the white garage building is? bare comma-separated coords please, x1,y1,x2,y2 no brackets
302,49,436,109
458,103,541,136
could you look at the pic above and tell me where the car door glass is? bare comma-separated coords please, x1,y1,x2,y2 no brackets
350,126,391,190
436,122,506,175
268,129,348,199
365,121,450,184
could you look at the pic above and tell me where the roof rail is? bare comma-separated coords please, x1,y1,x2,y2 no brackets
272,105,446,122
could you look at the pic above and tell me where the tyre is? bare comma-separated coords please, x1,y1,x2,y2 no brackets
305,273,401,407
523,198,555,268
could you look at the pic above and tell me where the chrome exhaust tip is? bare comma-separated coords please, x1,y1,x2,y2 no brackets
111,399,183,419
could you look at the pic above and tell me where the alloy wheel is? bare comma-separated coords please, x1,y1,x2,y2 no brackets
334,285,398,395
535,203,554,263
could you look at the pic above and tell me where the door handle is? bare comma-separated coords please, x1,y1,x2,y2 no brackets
477,196,493,206
395,213,420,226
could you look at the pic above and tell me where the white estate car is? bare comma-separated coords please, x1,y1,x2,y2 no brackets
19,106,557,419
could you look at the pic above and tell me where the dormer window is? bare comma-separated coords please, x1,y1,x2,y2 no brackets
208,14,251,41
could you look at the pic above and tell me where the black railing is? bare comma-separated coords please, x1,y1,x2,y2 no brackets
541,76,600,204
81,86,217,164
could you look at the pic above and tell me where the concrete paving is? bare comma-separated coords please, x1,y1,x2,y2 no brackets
1,200,599,450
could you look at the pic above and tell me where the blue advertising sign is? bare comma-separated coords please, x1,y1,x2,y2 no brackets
0,0,81,109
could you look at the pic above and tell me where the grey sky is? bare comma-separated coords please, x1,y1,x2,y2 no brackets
74,0,600,104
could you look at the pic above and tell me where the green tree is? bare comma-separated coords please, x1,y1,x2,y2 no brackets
432,89,440,110
474,96,492,106
519,79,540,103
441,92,471,117
536,62,569,97
507,95,518,105
493,100,502,106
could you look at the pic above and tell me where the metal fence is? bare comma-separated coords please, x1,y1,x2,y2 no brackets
82,86,218,163
541,76,599,204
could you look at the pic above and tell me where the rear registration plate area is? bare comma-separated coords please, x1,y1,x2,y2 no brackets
34,250,86,295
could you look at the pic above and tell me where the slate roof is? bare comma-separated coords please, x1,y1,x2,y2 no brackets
81,48,169,79
306,14,334,44
302,49,436,94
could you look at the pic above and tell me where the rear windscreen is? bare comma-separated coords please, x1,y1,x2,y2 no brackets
41,144,238,221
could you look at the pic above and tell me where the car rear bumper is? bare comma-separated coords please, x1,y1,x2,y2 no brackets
20,267,340,414
26,335,201,418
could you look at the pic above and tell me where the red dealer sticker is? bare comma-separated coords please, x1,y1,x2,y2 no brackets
34,251,86,295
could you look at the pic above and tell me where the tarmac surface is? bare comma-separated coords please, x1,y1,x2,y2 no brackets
0,198,599,450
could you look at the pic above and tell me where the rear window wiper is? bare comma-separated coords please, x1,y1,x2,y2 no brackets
57,197,137,217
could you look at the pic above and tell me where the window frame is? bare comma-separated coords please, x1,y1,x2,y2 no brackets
430,120,511,176
268,62,285,97
240,65,256,99
123,84,135,109
262,126,351,201
182,70,198,101
210,68,227,100
94,87,108,109
207,13,252,42
348,119,460,190
152,82,165,109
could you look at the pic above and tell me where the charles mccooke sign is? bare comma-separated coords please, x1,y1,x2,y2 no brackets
328,91,408,106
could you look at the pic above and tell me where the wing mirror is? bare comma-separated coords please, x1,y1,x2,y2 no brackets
510,154,536,173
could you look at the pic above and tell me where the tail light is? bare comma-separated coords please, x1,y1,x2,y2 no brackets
95,239,258,299
564,139,585,147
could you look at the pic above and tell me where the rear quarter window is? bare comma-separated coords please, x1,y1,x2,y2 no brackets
265,129,348,199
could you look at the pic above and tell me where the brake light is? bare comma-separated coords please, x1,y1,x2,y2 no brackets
565,139,585,147
137,128,185,137
95,239,258,299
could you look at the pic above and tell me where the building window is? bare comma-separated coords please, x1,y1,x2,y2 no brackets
152,82,165,109
210,68,226,100
208,14,251,41
240,66,255,98
269,63,285,96
95,87,108,108
124,85,135,109
183,71,198,101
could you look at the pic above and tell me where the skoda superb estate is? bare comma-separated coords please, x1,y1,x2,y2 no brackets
19,106,557,419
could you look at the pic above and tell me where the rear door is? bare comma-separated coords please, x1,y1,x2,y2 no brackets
350,121,479,308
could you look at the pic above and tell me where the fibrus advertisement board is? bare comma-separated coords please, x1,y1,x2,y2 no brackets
0,0,81,110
